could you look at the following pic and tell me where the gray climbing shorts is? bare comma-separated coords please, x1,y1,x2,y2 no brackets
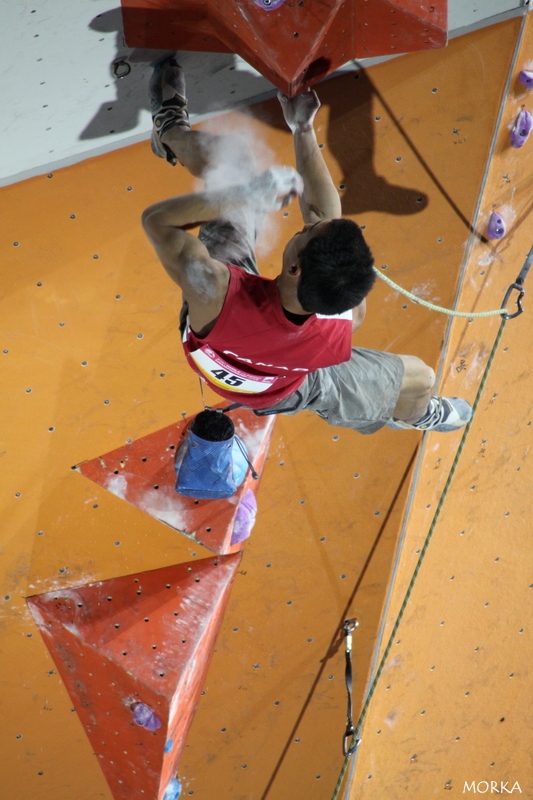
256,348,405,435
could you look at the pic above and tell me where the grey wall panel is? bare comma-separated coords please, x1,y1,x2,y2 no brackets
449,0,526,31
1,0,529,186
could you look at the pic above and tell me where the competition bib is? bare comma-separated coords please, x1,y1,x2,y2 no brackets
189,346,276,393
184,320,276,394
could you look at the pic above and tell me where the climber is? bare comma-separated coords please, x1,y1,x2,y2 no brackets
141,57,472,435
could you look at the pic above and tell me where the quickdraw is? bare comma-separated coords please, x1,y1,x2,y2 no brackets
342,618,361,757
500,244,533,319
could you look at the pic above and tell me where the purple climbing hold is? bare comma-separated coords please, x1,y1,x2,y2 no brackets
510,109,533,148
487,212,506,240
230,490,257,545
253,0,287,9
133,702,162,731
519,70,533,89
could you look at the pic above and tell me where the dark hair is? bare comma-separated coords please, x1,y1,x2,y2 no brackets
296,219,375,315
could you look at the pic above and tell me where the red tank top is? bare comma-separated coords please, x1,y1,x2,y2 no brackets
182,265,352,409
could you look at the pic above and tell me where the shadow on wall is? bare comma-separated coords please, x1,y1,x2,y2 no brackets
83,9,429,218
258,70,429,217
327,72,429,216
81,8,274,140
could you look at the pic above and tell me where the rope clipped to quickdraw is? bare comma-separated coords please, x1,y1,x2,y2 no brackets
342,619,361,757
500,243,533,319
331,246,533,800
373,243,533,319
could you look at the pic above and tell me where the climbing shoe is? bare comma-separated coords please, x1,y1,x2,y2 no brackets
387,396,473,432
149,56,190,166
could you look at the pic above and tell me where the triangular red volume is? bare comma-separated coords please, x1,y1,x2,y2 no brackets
76,406,275,554
121,0,447,95
27,555,241,800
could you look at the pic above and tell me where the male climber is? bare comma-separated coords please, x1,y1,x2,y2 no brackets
141,58,472,435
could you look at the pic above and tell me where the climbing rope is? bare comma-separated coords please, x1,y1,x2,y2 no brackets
331,246,533,800
373,266,509,318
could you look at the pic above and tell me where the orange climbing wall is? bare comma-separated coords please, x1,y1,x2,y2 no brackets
1,14,531,800
346,12,533,799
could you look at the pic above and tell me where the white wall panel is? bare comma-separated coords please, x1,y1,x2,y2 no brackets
0,0,273,186
449,0,525,30
0,0,529,186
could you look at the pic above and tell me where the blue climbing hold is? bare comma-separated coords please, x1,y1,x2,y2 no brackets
510,109,533,148
163,777,182,800
164,738,173,753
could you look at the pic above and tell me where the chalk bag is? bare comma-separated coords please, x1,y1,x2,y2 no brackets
175,410,251,499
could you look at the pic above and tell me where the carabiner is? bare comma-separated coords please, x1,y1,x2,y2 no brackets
343,730,361,757
500,282,525,320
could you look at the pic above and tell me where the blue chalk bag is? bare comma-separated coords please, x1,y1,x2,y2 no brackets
175,409,255,500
